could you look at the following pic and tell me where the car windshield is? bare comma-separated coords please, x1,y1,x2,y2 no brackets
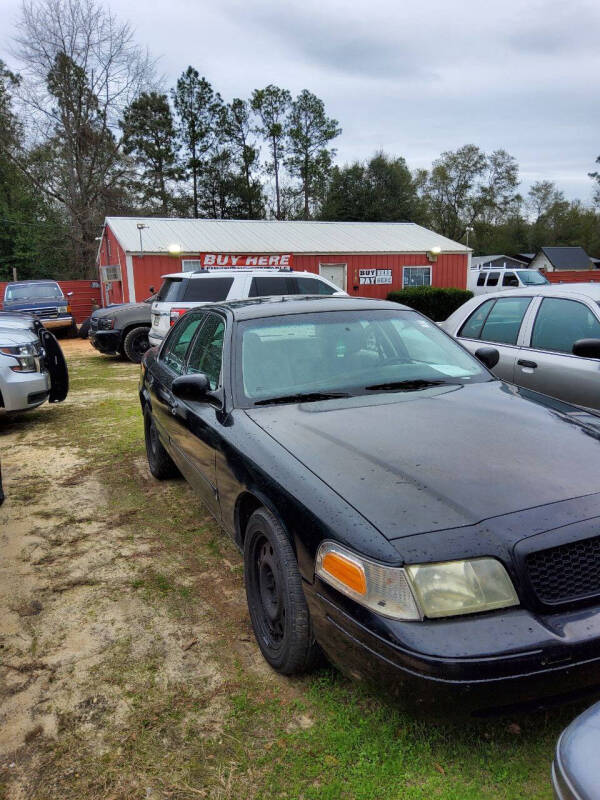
516,270,549,286
5,283,63,301
237,309,490,405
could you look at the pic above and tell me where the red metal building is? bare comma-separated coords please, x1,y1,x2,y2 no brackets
97,218,471,305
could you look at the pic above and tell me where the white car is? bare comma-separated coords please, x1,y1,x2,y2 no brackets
149,269,345,347
468,266,549,295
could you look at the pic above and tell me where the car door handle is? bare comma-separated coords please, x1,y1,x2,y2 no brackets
517,359,538,369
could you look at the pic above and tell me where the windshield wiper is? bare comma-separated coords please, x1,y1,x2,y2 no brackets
254,391,350,406
365,379,449,392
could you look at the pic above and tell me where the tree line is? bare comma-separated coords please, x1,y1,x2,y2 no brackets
0,0,598,281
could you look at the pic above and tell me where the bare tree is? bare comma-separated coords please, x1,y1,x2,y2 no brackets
10,0,155,276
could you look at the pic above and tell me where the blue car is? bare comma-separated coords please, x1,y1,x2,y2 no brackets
2,280,76,335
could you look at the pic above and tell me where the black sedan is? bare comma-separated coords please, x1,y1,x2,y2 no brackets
139,296,600,712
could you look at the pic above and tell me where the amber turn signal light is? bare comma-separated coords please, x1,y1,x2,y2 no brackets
321,552,367,595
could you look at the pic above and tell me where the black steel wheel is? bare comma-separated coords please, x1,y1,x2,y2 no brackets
144,410,179,479
123,326,151,363
244,507,321,674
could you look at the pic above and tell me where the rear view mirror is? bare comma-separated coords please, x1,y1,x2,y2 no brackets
475,346,500,369
172,373,210,401
572,339,600,359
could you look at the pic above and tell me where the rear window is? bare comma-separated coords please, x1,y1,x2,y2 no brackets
249,276,336,297
157,278,185,302
184,277,234,301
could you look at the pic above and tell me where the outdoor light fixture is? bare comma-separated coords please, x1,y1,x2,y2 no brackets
168,243,182,255
137,223,148,257
427,246,442,262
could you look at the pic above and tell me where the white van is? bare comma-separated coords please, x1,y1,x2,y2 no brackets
468,267,549,295
149,269,345,347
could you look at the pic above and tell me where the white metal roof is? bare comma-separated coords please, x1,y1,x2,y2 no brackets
105,217,470,255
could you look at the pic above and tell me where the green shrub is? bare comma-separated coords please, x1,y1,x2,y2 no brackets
387,286,473,321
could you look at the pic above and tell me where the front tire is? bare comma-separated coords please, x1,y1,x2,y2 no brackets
244,507,321,674
144,410,179,480
123,326,150,363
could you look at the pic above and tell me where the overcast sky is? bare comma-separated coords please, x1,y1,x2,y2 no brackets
1,0,599,202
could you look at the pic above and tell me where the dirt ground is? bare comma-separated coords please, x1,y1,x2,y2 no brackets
0,340,296,799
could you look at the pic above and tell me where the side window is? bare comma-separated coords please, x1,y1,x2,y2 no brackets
531,298,600,355
486,272,500,287
186,314,225,389
161,314,205,375
291,277,337,295
183,277,234,302
458,299,496,339
479,297,532,345
249,276,289,297
502,272,519,287
476,273,486,287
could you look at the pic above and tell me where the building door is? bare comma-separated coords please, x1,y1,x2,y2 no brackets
319,263,347,291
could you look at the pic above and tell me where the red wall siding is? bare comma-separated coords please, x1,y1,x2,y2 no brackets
0,280,101,323
293,253,467,295
130,254,189,302
545,270,600,284
119,251,468,302
97,227,127,304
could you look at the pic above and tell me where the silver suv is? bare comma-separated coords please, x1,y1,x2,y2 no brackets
0,316,68,412
149,269,345,347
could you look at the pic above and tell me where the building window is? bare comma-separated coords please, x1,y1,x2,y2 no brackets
182,259,202,271
402,266,431,288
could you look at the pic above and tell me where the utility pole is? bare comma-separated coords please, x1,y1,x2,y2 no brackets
12,267,17,281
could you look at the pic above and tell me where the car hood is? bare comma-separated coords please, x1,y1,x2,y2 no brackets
4,299,65,311
0,315,35,330
245,381,600,539
92,303,129,319
0,327,37,346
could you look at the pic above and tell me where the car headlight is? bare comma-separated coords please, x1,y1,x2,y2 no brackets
98,318,114,330
59,305,68,314
316,543,518,620
0,343,39,373
405,558,519,618
315,542,421,620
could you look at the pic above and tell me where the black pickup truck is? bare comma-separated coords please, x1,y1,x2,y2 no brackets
89,294,156,363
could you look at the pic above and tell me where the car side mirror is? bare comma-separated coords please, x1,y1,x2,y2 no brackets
475,346,500,369
572,339,600,359
149,286,155,293
171,373,211,402
67,291,74,297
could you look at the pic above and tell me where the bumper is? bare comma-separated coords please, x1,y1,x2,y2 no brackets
90,330,121,355
0,363,50,412
148,331,164,347
306,579,600,714
41,315,73,330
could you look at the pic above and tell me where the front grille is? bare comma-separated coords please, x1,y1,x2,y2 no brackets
526,536,600,605
33,307,59,318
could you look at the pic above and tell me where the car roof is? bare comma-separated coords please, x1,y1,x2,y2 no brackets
188,295,408,320
470,283,600,302
5,279,60,286
159,269,330,280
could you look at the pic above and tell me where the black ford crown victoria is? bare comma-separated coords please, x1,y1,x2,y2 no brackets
139,296,600,712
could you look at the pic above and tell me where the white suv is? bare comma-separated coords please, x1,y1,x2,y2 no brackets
149,269,345,346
